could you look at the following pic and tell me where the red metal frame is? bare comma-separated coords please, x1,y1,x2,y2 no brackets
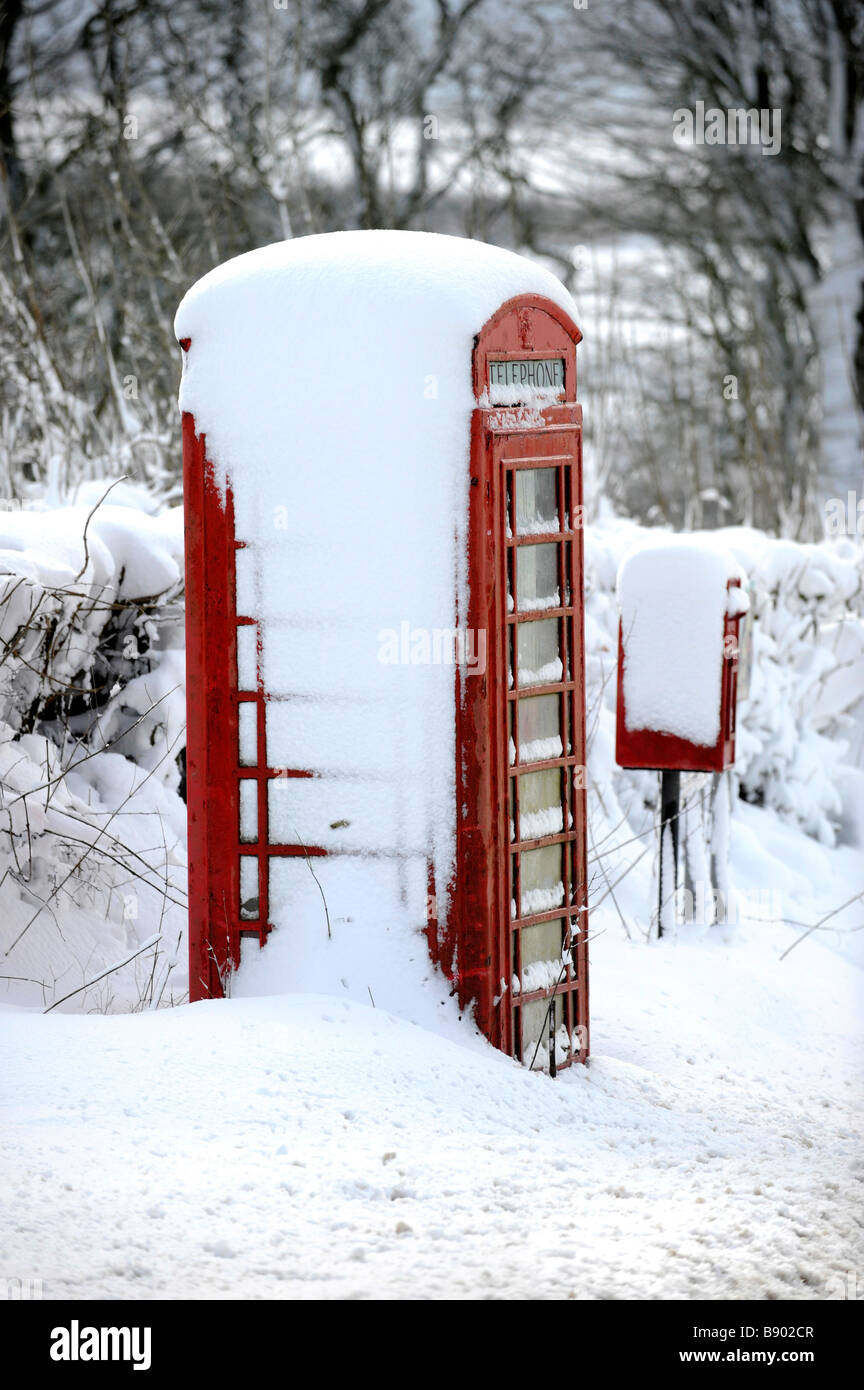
615,581,743,773
182,369,324,1001
183,411,239,999
431,295,589,1069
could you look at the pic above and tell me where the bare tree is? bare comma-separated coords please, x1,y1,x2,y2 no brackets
0,0,859,534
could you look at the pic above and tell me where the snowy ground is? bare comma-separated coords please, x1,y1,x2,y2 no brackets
0,492,861,1299
3,800,861,1302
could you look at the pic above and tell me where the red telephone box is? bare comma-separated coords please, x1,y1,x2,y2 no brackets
431,296,589,1071
180,247,587,1073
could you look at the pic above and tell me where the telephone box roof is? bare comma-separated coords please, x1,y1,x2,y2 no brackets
174,229,579,494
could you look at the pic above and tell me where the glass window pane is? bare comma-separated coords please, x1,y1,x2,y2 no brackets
516,543,559,611
558,540,573,607
238,702,257,766
236,624,258,691
516,619,562,687
515,468,558,534
514,918,565,995
239,855,259,920
520,995,565,1069
235,544,257,617
519,843,564,916
513,693,562,763
511,769,563,842
239,779,258,843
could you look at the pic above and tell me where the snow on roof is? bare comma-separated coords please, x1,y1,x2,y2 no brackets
617,539,746,747
175,230,575,411
174,231,577,528
174,231,577,1022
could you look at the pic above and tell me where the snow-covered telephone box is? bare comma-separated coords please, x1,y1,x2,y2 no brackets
177,230,588,1072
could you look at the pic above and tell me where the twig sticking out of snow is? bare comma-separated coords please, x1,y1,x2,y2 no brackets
73,476,128,583
43,934,161,1013
778,890,864,961
294,825,332,940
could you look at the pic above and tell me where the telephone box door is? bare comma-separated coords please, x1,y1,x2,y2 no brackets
496,421,589,1067
442,294,589,1071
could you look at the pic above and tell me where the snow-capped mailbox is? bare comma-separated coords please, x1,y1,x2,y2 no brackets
177,230,588,1074
615,543,750,772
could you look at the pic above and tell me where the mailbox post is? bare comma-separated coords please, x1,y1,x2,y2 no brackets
614,544,749,932
177,232,588,1073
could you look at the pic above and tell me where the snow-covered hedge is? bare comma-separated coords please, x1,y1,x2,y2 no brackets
0,488,188,1012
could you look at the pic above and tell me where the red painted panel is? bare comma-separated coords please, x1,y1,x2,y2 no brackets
182,409,240,998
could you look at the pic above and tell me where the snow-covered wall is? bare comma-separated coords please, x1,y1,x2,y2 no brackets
174,231,578,1017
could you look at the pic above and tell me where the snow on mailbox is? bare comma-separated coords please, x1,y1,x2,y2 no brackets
176,230,588,1073
615,542,749,773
